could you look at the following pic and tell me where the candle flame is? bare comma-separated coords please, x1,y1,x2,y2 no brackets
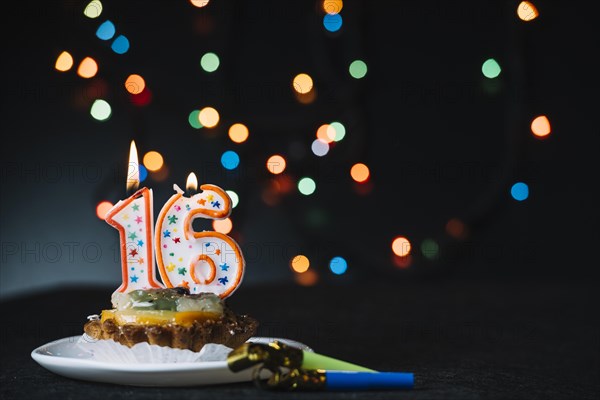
186,172,198,192
126,140,140,193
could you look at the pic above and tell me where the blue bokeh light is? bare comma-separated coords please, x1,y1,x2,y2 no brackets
329,256,348,275
323,14,343,32
111,35,130,54
511,182,529,201
139,165,148,183
221,150,240,170
96,20,115,40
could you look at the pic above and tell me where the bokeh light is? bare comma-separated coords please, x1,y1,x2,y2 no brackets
130,87,152,106
316,124,336,144
124,74,145,94
143,151,164,172
226,190,239,208
188,110,202,129
323,13,343,32
190,0,210,7
322,0,343,15
96,200,113,220
311,139,330,157
139,165,148,183
329,121,346,142
90,99,111,121
349,60,367,79
511,182,529,201
292,73,313,94
446,218,467,240
290,255,310,273
531,115,551,138
266,155,286,175
329,256,348,275
228,123,249,143
84,0,103,19
198,107,219,128
421,238,440,260
221,150,240,170
77,57,98,79
55,51,74,72
96,20,115,40
517,1,539,21
200,52,220,72
392,236,411,257
212,218,233,234
294,269,319,286
350,163,370,183
111,35,130,54
298,177,316,195
482,58,501,78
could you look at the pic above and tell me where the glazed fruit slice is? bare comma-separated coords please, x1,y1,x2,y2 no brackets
101,309,220,327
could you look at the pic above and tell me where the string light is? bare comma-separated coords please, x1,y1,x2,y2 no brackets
329,121,346,141
329,256,348,275
188,110,202,129
212,218,233,234
323,13,342,32
511,182,529,201
298,177,316,195
311,139,329,157
221,150,240,170
190,0,210,8
350,163,370,183
111,35,130,54
322,0,343,15
226,190,239,208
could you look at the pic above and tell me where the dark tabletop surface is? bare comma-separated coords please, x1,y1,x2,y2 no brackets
1,278,598,400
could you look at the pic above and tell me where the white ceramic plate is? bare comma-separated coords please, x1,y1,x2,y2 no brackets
31,336,312,387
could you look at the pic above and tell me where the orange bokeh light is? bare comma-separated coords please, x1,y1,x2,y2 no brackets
290,255,310,273
55,51,74,72
77,57,98,79
392,236,411,257
292,73,313,94
212,218,233,234
143,151,164,172
266,155,286,175
125,74,146,95
96,201,113,220
229,123,249,143
350,163,370,183
531,115,551,138
316,124,336,144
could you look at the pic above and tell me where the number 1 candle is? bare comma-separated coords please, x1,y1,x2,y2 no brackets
155,173,245,298
104,141,164,293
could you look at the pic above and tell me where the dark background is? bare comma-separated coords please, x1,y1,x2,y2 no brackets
0,1,599,398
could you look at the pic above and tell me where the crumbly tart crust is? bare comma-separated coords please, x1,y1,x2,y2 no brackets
84,309,258,352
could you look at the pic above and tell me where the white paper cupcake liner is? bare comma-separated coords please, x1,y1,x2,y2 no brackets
77,334,232,364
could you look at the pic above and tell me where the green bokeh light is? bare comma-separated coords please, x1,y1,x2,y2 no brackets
188,110,203,129
200,52,220,73
349,60,367,79
421,238,440,260
298,177,316,196
329,121,346,141
482,58,501,79
90,99,111,121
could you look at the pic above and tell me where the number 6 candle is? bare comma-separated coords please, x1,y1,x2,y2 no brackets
104,141,163,293
155,173,245,298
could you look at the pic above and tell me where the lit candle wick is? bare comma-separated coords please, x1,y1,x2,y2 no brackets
126,140,140,196
186,172,198,196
